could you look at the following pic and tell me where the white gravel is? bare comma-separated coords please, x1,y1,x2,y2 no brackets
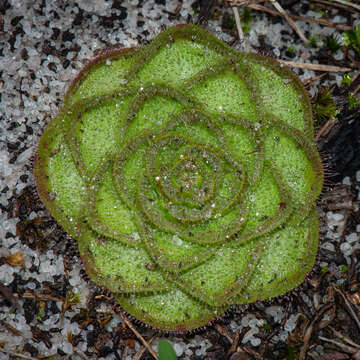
1,0,359,359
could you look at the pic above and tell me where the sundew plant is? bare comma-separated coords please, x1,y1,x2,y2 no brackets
34,25,323,331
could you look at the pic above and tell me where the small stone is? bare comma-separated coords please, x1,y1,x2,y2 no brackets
250,337,261,347
173,342,185,357
61,341,73,354
356,170,360,182
321,242,335,252
284,314,300,332
265,306,283,323
332,213,344,222
342,176,351,185
346,233,358,243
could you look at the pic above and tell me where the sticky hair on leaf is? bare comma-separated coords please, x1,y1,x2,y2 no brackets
34,24,323,331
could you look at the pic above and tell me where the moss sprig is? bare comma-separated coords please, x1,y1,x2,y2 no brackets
312,87,338,123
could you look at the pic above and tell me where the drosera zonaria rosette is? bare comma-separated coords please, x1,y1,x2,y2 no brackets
34,24,323,331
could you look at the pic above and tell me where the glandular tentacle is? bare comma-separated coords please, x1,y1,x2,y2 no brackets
64,47,139,104
33,117,87,238
116,286,227,332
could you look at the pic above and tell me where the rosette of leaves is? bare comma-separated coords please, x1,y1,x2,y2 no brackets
34,25,323,331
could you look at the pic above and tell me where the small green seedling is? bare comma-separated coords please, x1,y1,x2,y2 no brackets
241,8,253,34
342,73,352,87
287,46,295,55
343,23,360,56
309,35,319,48
158,340,177,360
326,34,342,53
321,266,329,274
348,93,359,110
34,25,323,331
312,88,338,123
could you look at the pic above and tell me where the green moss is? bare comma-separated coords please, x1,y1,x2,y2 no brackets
287,46,295,55
326,34,342,53
320,265,329,274
309,35,319,48
348,93,359,110
34,24,323,331
342,73,352,86
241,8,253,35
313,88,338,123
343,23,360,56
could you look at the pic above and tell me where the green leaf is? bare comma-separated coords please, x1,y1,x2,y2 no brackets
158,340,177,360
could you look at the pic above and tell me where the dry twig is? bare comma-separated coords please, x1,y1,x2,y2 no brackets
299,303,334,360
319,336,360,354
15,292,64,302
215,323,233,343
96,307,159,359
304,73,328,86
0,320,23,337
352,70,360,83
241,3,352,31
269,0,308,43
315,117,338,141
230,0,308,42
227,330,240,356
134,336,156,360
353,82,360,95
242,345,263,358
331,0,360,11
279,60,352,72
117,311,159,360
329,326,360,349
334,286,360,331
228,0,270,6
232,6,245,49
0,349,40,360
313,0,360,12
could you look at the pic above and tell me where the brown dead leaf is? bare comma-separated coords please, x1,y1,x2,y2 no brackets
125,338,136,350
6,251,25,267
347,292,360,306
